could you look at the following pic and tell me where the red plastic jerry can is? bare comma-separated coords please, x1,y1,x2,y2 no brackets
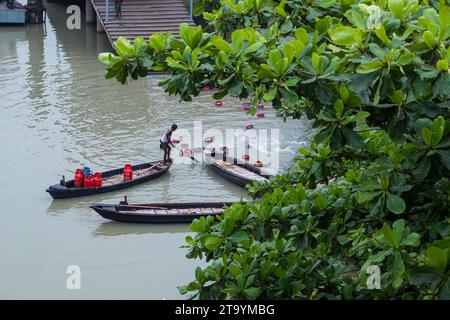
123,164,133,181
84,173,94,188
74,169,84,188
93,172,102,187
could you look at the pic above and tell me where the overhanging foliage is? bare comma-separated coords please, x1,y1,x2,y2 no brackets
99,0,450,299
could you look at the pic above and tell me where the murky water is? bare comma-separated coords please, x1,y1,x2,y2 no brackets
0,2,310,299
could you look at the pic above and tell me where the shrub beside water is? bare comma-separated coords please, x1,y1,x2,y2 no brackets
99,0,450,299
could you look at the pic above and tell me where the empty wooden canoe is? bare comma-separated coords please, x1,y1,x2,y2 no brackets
46,160,172,199
204,152,271,187
90,201,234,223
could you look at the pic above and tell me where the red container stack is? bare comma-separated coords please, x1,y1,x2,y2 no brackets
93,172,102,187
74,169,84,188
123,164,133,181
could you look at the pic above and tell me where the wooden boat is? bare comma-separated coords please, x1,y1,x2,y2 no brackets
203,152,271,187
46,160,172,199
0,2,26,24
90,200,233,223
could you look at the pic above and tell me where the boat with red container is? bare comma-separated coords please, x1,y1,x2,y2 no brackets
46,160,172,199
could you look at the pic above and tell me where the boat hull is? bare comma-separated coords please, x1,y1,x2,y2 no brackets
208,162,250,187
46,160,171,199
0,5,26,24
90,202,234,223
204,153,271,188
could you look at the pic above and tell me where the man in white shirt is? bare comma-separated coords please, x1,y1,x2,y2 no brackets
160,124,177,162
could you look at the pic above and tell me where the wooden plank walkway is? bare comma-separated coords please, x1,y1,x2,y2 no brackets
90,0,195,45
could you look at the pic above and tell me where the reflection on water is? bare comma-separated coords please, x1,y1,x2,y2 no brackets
93,221,190,237
0,2,310,299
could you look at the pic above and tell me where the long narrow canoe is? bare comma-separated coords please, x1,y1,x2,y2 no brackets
90,201,233,223
46,160,172,199
204,152,271,187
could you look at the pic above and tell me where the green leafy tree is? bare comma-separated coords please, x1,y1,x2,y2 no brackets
99,0,450,299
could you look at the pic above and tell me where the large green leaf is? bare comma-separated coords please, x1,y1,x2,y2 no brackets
438,150,450,170
244,287,261,299
413,157,431,181
392,219,405,240
263,87,277,101
149,34,168,51
228,231,250,246
426,247,448,274
421,127,432,146
295,28,310,45
402,233,420,247
311,52,326,74
386,192,406,214
180,23,203,49
438,6,450,41
231,30,245,52
190,217,207,232
342,127,364,149
391,251,405,288
280,87,298,104
375,25,390,44
345,7,366,30
212,36,233,54
356,191,382,203
356,60,384,74
268,50,288,76
283,41,304,63
430,116,445,146
204,235,222,250
114,36,134,57
245,42,264,54
329,26,362,47
382,224,398,248
98,52,121,66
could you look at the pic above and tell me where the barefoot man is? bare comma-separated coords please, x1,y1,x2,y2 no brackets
160,124,177,162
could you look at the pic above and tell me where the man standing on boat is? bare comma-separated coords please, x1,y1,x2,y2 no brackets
160,124,177,162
